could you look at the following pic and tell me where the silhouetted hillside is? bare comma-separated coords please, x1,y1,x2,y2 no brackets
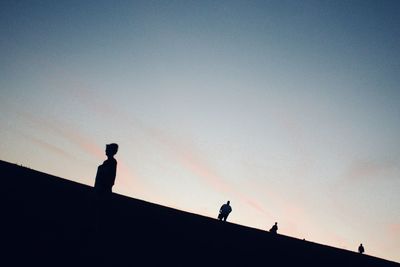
2,160,399,266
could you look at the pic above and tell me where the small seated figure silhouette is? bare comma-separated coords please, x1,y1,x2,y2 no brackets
218,201,232,222
358,243,365,254
269,222,278,234
94,143,119,195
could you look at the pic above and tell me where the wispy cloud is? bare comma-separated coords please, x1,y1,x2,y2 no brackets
114,159,146,195
344,159,399,182
19,111,104,160
387,223,400,236
19,131,76,160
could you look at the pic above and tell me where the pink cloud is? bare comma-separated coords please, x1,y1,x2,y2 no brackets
114,159,146,194
17,110,104,160
344,159,398,182
43,68,114,117
20,133,76,160
387,223,400,236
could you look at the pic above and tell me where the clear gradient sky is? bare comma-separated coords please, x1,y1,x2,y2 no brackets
1,0,399,262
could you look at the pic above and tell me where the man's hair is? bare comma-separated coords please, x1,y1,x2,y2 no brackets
107,143,119,154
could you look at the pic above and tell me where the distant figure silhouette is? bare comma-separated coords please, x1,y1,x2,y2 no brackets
269,222,278,234
218,201,232,222
94,143,118,194
358,243,365,254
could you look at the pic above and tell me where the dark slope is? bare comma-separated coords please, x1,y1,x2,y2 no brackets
2,160,399,267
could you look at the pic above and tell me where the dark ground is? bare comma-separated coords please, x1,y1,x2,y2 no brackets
2,160,399,267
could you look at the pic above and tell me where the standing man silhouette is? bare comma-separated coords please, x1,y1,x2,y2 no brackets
358,243,365,254
218,201,232,222
92,143,118,263
95,143,119,194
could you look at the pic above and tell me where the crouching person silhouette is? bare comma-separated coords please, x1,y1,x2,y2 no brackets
218,201,232,222
358,243,365,254
269,222,278,234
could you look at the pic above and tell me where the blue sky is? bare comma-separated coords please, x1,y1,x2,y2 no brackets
1,0,400,262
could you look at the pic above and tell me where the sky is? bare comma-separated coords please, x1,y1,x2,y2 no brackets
1,0,400,262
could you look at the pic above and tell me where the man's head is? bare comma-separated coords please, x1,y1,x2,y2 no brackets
227,201,230,205
106,143,119,157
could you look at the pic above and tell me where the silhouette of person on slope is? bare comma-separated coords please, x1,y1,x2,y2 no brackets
269,222,278,234
358,243,365,254
95,143,118,195
92,143,119,235
218,201,232,222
